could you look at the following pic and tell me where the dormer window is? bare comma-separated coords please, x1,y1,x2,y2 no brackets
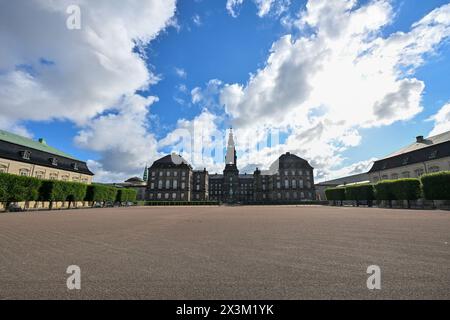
72,163,79,171
50,158,58,166
402,156,409,165
429,150,438,159
21,150,31,160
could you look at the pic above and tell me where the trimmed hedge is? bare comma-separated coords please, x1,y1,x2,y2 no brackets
85,184,118,203
421,171,450,200
39,180,87,207
325,188,346,200
0,172,42,204
345,184,375,207
116,188,137,203
374,180,396,201
325,187,346,205
390,179,421,201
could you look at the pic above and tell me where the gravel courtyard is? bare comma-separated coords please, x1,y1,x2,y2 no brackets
0,205,448,300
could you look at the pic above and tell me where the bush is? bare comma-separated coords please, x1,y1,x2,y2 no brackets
390,179,421,204
375,180,395,199
116,188,137,203
39,180,87,208
421,171,450,200
325,187,346,205
0,172,42,207
85,184,118,204
345,184,375,206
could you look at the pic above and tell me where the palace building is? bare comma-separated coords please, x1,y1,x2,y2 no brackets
146,129,316,203
0,129,94,183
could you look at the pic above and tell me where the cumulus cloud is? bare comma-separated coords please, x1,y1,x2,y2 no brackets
0,0,176,182
428,103,450,136
158,110,225,172
218,0,450,179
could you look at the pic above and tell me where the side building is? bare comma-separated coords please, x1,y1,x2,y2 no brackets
368,132,450,182
0,129,93,183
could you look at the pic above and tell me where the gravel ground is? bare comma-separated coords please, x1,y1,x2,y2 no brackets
0,205,448,300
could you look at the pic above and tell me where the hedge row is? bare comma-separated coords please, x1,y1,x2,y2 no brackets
145,201,219,206
325,171,450,205
0,172,137,209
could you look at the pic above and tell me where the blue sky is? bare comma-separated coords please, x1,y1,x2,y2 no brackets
1,0,450,182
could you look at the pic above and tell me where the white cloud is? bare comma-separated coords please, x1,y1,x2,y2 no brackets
429,103,450,136
158,110,225,172
0,0,177,182
226,0,244,18
192,14,202,26
219,0,450,179
175,67,187,78
226,0,289,18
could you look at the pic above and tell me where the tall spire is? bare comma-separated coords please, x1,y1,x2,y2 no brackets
225,128,236,165
143,164,148,182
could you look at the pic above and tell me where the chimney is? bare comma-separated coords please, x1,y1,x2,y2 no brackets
416,136,424,143
38,138,46,145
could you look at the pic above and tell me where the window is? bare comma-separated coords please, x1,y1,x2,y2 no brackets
72,163,79,171
372,176,379,183
157,193,162,199
0,165,6,173
429,150,438,159
428,166,440,173
150,183,155,189
293,192,298,199
292,179,297,188
172,193,177,199
165,193,169,199
284,179,289,188
35,171,45,179
284,170,288,176
50,158,58,166
165,180,170,189
173,180,178,189
49,173,58,180
181,182,185,189
167,171,170,177
151,171,156,177
391,173,399,180
300,192,305,198
174,171,178,177
299,180,304,188
306,182,311,189
381,175,388,180
277,193,281,199
402,172,410,178
414,168,424,177
196,185,200,191
277,182,281,189
22,150,31,160
61,175,69,181
402,157,409,165
262,184,266,191
182,171,186,177
19,169,29,176
72,177,79,182
181,193,185,199
158,180,162,189
159,171,163,177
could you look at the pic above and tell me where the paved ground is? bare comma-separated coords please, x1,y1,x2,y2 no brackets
0,205,448,300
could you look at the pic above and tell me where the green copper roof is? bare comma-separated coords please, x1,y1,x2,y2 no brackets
0,129,79,161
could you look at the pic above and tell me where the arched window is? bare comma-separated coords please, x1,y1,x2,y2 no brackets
173,180,178,189
402,172,410,178
35,171,45,179
292,179,297,188
166,180,170,189
428,166,440,173
19,168,30,176
0,165,8,173
391,173,399,180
